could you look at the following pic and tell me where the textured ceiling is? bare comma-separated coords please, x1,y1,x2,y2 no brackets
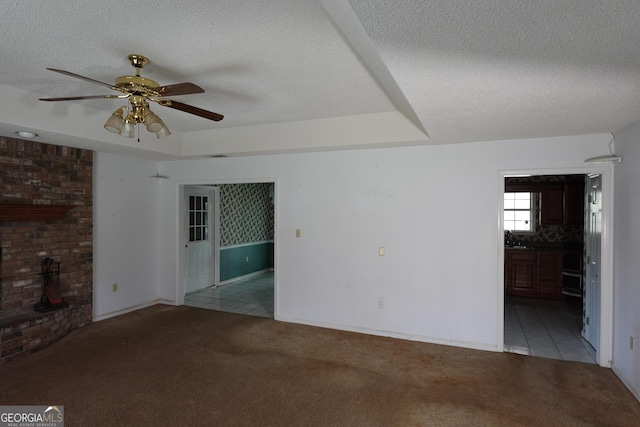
1,1,639,159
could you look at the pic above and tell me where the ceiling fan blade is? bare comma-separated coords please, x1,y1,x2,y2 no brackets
156,82,205,97
46,68,115,89
39,94,129,101
163,100,224,121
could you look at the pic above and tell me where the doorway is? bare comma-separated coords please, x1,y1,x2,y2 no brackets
499,167,613,367
178,181,276,318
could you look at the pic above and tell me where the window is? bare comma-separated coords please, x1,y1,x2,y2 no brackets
188,195,209,242
504,192,536,232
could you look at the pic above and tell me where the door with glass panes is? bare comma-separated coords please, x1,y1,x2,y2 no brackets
185,186,214,293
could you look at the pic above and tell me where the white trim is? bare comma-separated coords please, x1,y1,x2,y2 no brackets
497,174,506,353
92,299,173,322
612,364,640,403
221,240,274,250
498,165,614,368
212,188,221,287
599,166,615,368
219,268,274,286
276,315,500,353
175,183,185,306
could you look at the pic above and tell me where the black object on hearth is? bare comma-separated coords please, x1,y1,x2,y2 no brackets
34,257,69,313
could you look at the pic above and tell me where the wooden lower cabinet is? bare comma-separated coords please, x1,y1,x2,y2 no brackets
537,252,564,297
510,252,537,295
505,250,564,298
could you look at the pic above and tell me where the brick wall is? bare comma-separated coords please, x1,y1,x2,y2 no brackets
0,137,93,361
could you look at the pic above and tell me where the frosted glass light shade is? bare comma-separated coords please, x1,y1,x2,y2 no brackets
144,110,163,132
155,123,172,139
121,122,135,138
104,111,124,134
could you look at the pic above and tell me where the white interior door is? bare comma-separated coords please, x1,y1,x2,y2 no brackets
583,174,601,351
185,186,214,294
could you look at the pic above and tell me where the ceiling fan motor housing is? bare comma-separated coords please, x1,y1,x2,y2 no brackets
127,96,151,124
115,75,159,89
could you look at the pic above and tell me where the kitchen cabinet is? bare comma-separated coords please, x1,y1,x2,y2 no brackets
540,185,564,225
508,252,537,295
505,249,564,298
563,183,584,225
539,183,584,226
537,252,564,297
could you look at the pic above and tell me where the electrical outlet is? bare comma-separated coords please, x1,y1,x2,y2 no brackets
631,336,635,351
245,256,249,263
378,298,384,309
112,283,118,292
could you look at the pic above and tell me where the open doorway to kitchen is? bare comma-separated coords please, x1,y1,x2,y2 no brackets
500,167,613,367
180,181,276,319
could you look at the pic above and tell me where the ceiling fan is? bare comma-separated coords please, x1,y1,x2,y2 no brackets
39,54,224,139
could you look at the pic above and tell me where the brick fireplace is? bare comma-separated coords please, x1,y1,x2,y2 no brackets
0,137,93,362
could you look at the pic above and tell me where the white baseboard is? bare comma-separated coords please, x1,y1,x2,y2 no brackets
612,364,640,403
219,268,273,286
93,299,174,322
274,314,499,353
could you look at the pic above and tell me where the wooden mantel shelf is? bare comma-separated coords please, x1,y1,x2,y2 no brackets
0,205,74,221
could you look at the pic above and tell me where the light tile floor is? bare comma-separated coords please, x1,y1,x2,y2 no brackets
504,295,596,364
184,271,274,318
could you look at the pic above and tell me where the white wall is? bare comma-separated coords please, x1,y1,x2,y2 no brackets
612,121,640,400
93,152,162,320
89,130,640,399
154,133,611,351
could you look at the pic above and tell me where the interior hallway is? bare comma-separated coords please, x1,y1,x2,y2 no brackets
504,295,596,364
184,271,274,318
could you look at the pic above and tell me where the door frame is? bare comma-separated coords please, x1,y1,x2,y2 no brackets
175,178,278,312
498,165,615,367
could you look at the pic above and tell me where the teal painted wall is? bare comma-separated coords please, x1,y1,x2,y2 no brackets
220,241,274,282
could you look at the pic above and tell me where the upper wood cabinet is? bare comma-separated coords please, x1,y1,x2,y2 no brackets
539,183,584,226
563,183,585,225
540,185,564,225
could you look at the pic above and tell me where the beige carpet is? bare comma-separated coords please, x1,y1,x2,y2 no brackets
1,305,638,426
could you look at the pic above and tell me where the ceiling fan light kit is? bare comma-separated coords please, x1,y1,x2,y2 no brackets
104,98,170,139
40,54,222,140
